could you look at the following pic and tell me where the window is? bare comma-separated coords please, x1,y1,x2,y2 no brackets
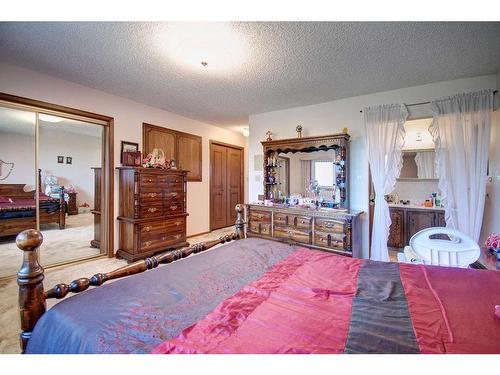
313,160,335,187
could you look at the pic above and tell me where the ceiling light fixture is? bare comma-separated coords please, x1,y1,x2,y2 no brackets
161,23,248,74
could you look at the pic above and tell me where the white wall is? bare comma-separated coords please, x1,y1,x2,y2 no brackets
393,179,439,203
249,75,498,258
39,127,102,208
0,61,247,250
0,131,36,190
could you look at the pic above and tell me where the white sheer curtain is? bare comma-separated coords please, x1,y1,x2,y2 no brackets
429,90,494,242
365,104,408,261
414,151,436,178
301,160,311,196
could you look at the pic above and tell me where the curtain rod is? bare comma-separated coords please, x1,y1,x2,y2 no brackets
359,89,498,113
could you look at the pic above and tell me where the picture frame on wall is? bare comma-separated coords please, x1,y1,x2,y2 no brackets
121,140,141,166
121,141,139,162
57,156,64,163
66,157,72,164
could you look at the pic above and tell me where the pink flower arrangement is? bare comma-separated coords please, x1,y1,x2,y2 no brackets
142,153,169,169
485,233,500,251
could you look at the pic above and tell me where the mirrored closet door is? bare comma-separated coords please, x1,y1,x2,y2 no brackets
0,98,112,278
0,105,36,277
38,113,105,266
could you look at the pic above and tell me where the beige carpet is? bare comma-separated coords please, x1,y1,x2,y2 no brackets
0,213,101,278
0,226,234,354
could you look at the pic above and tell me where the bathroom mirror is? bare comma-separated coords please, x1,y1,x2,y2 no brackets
399,150,438,180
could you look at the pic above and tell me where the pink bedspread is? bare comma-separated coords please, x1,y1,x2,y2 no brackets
153,248,500,354
154,248,362,353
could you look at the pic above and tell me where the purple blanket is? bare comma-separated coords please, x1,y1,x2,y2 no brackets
26,238,298,353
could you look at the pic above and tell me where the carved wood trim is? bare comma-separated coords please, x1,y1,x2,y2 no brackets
261,133,350,153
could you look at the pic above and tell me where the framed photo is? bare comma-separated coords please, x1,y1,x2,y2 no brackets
66,157,72,165
57,156,64,163
121,141,139,163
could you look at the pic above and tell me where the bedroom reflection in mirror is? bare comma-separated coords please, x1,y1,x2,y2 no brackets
38,114,104,267
0,105,36,278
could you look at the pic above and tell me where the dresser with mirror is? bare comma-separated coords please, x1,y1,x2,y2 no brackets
246,131,363,258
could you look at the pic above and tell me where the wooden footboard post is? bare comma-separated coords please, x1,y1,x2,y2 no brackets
16,229,46,353
235,204,245,239
59,186,66,229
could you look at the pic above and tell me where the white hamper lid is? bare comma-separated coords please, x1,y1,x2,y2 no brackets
409,227,480,267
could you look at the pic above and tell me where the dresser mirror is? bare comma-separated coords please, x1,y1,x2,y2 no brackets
262,133,349,209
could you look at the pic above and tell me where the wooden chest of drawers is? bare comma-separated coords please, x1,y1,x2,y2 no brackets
246,204,362,258
117,167,188,262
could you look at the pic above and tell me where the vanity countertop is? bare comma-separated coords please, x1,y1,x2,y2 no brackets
388,203,445,211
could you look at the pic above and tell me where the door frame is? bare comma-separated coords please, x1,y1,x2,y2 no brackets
0,92,115,262
209,140,244,231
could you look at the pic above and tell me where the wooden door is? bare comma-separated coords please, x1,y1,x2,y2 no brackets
407,210,435,239
436,212,446,227
226,147,243,225
387,208,405,248
210,141,244,230
210,143,228,230
177,133,202,181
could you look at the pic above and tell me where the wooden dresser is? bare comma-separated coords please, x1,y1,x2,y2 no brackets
117,167,189,262
246,204,362,258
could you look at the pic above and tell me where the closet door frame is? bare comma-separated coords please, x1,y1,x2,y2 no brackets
0,92,115,263
209,140,244,231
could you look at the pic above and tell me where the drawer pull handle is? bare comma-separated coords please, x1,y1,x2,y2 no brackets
162,236,166,241
174,234,181,240
148,207,158,213
145,226,152,232
144,241,151,247
175,222,181,226
148,193,157,198
171,192,178,197
170,205,178,210
147,179,153,183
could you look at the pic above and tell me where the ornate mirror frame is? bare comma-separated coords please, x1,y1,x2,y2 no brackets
261,132,350,208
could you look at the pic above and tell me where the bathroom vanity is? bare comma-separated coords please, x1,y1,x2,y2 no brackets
388,204,445,248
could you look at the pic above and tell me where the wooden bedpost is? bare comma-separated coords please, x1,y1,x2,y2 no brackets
16,229,46,353
235,203,245,239
59,186,66,229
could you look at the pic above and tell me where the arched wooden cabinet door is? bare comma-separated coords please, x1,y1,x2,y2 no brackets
142,123,202,182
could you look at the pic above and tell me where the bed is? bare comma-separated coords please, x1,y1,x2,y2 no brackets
0,171,65,239
16,205,500,354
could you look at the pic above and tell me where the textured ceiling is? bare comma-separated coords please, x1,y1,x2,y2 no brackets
0,22,499,129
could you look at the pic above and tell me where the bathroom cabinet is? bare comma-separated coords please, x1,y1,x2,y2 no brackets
388,206,445,249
